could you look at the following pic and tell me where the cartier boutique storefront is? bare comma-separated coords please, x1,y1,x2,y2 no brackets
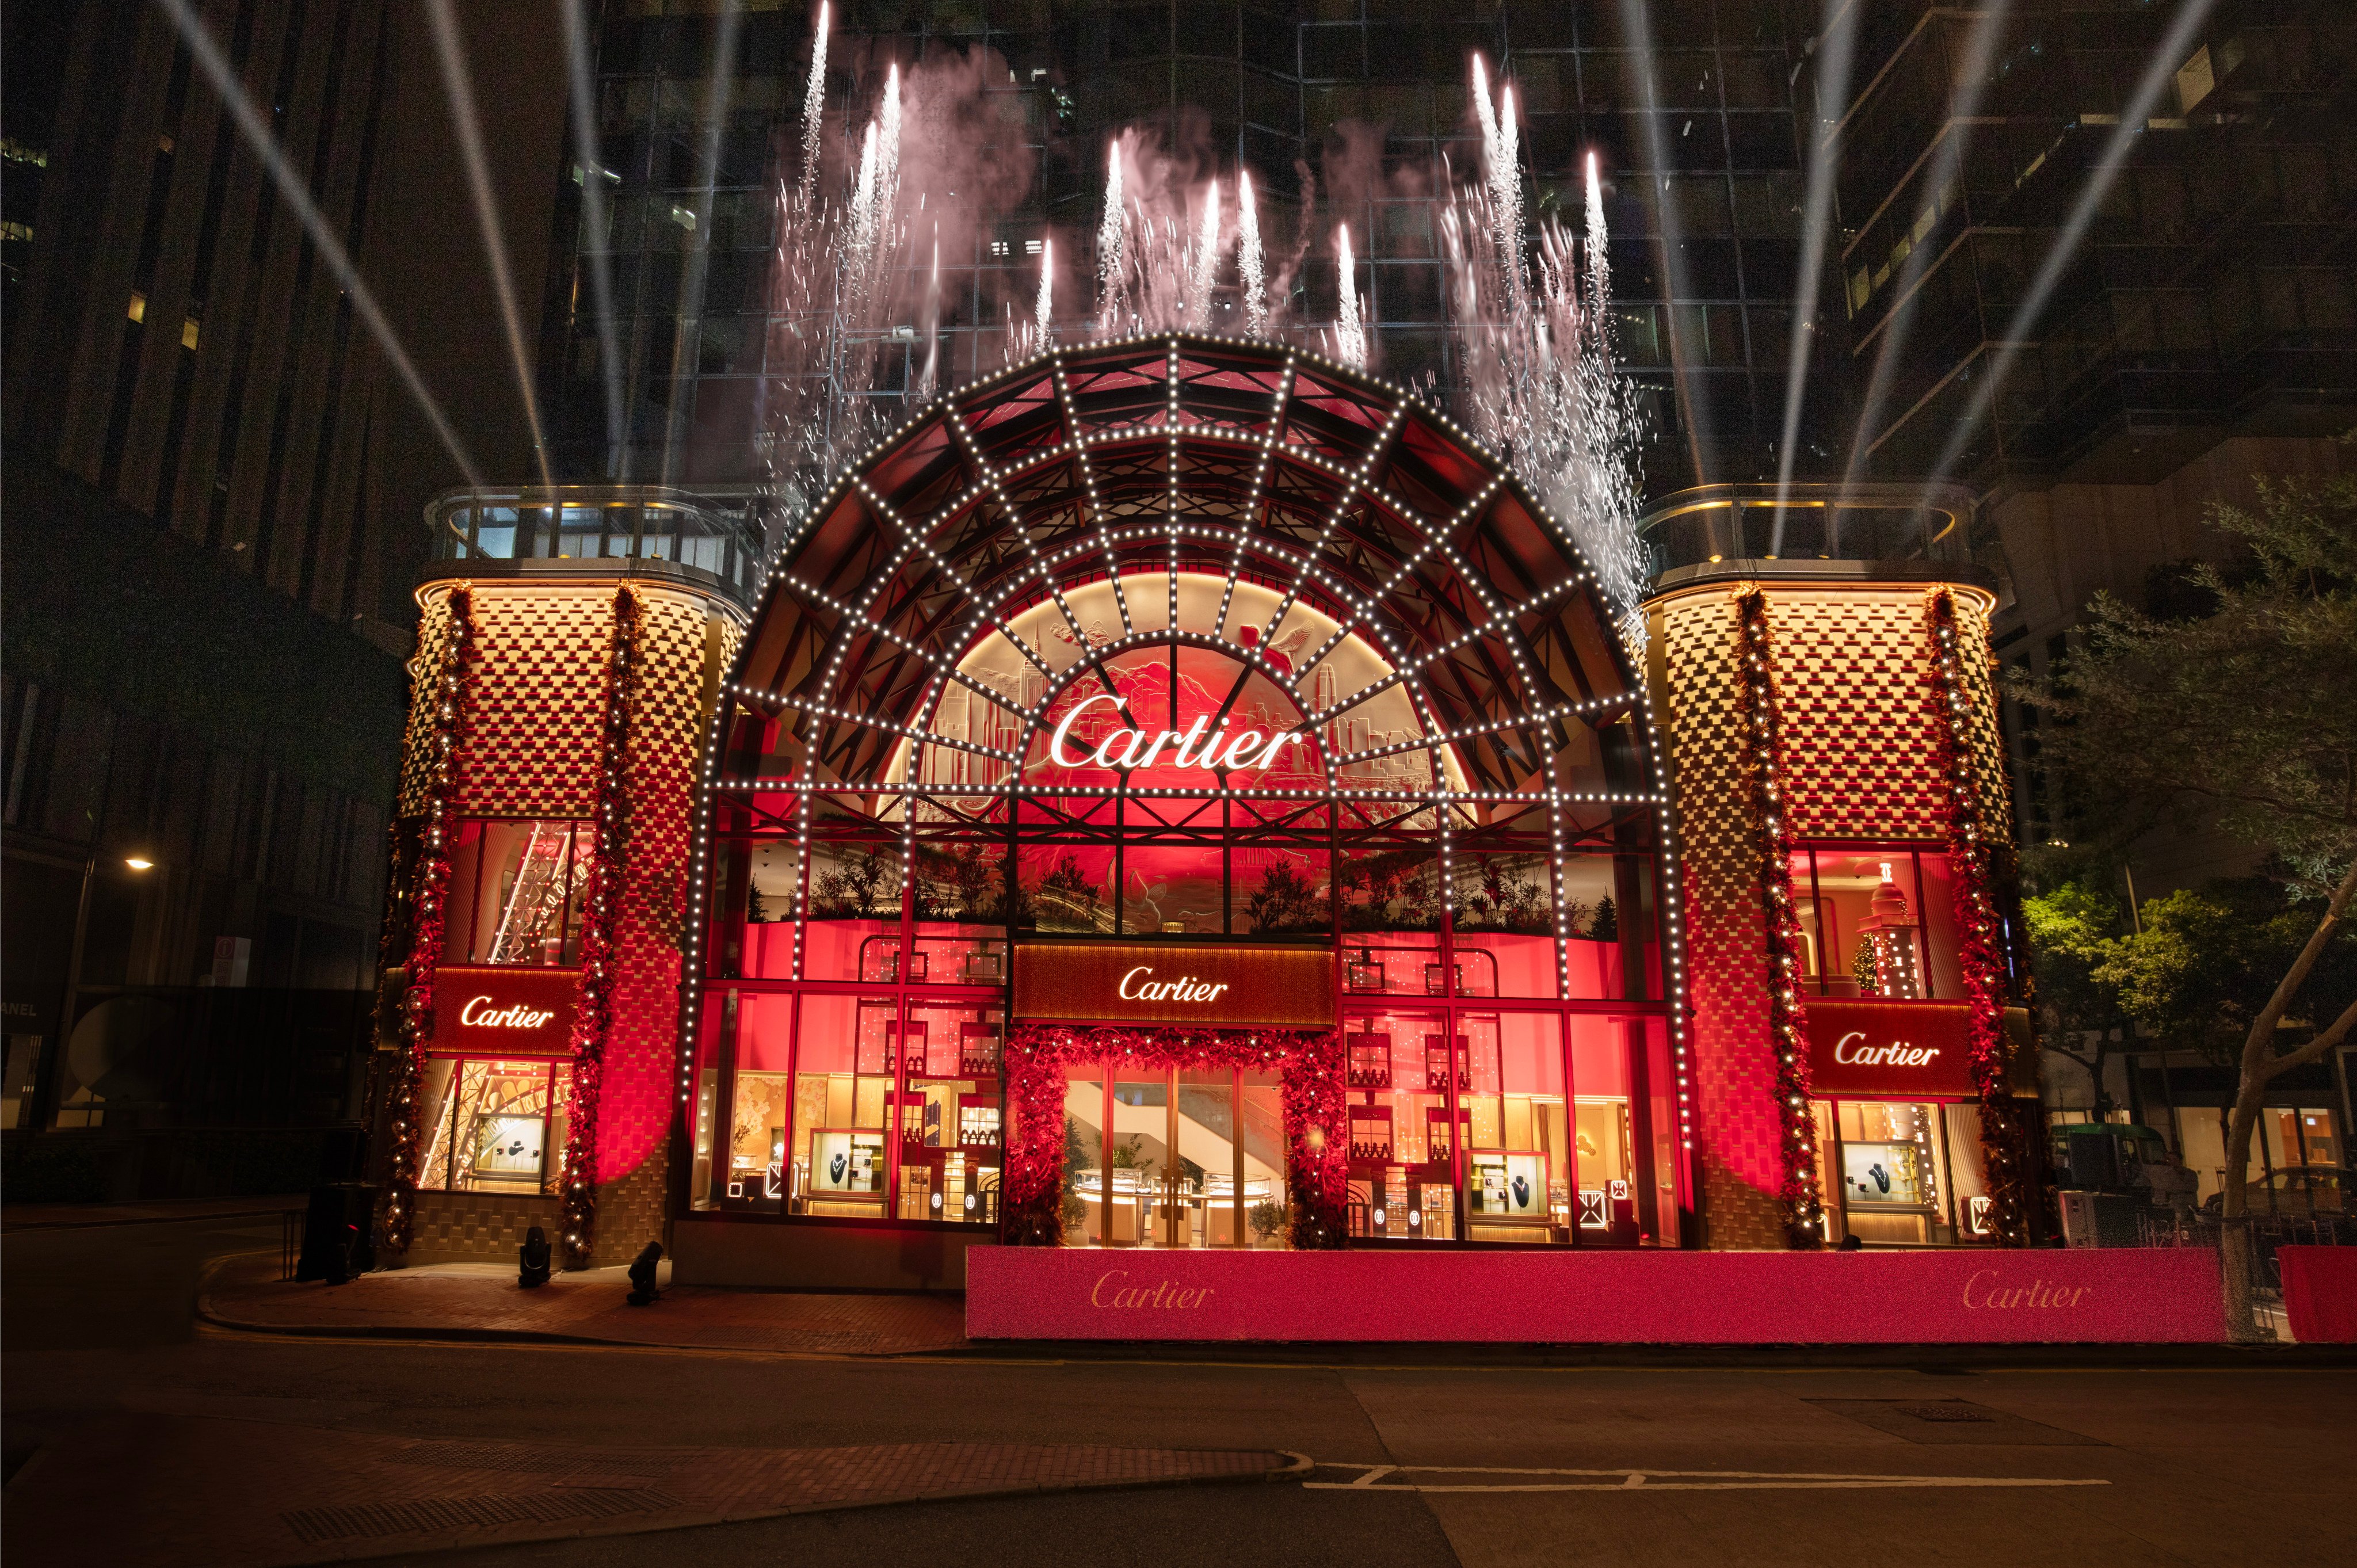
672,338,1685,1283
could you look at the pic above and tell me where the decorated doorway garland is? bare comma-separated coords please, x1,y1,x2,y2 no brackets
383,585,476,1256
1924,588,2032,1245
1001,1024,1347,1249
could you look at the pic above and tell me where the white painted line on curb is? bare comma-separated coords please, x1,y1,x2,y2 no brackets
1302,1463,2110,1494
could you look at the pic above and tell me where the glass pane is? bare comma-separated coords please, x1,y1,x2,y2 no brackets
415,1059,460,1192
723,994,793,1211
790,993,891,1215
1570,1015,1635,1240
1109,1072,1169,1243
1177,1068,1238,1247
1065,1066,1105,1243
446,820,590,966
443,1059,556,1194
899,1003,1002,1224
1239,1069,1293,1247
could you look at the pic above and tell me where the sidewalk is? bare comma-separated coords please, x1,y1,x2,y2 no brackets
3,1413,1296,1566
200,1252,972,1356
5,1193,304,1230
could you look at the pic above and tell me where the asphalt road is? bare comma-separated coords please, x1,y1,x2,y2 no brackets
5,1215,2353,1567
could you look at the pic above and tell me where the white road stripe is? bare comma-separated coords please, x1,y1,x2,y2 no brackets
1303,1463,2109,1494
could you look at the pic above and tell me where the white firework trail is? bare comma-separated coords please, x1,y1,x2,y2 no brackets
1334,223,1367,369
1096,143,1126,333
798,1,827,200
1185,178,1221,328
1446,66,1647,648
1237,169,1266,338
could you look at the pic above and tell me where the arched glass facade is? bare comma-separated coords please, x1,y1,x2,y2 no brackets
682,335,1689,1249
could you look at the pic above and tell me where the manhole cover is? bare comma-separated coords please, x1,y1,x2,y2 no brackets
1805,1398,2104,1447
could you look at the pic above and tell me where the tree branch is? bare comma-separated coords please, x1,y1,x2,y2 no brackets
2262,994,2357,1081
2239,857,2357,1075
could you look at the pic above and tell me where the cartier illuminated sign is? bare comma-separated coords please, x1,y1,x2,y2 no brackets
1044,694,1305,774
1014,941,1334,1028
429,964,577,1055
1805,999,1975,1098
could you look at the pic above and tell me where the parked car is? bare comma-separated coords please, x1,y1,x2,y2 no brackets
2202,1166,2349,1216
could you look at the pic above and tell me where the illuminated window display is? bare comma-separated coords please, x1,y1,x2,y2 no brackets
442,819,592,967
415,1056,573,1195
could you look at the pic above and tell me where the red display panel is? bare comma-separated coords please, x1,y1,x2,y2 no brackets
428,964,579,1058
1803,998,1977,1100
1012,941,1335,1028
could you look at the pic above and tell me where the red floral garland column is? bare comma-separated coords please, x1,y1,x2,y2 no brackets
1734,590,1825,1247
1001,1024,1347,1249
560,587,640,1268
383,585,475,1256
1925,589,2031,1245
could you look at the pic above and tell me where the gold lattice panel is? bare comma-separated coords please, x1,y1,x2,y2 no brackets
463,586,619,818
1649,580,2015,1251
386,578,741,1262
396,593,460,819
1650,592,1786,1250
1761,586,2005,846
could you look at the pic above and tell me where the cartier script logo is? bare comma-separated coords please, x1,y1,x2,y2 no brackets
1962,1271,2091,1310
458,995,558,1029
1832,1031,1941,1068
1118,967,1231,1005
1091,1269,1215,1309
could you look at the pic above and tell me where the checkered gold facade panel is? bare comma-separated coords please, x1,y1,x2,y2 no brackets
1649,581,2012,1251
391,578,739,1261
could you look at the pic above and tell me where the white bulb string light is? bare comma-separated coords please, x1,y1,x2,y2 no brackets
670,334,1684,1182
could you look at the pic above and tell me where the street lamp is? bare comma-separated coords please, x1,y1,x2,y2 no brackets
124,856,155,872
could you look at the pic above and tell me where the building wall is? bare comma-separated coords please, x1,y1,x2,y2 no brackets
392,577,737,1263
1648,579,2011,1249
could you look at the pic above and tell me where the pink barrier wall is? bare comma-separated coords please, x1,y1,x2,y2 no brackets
966,1246,2225,1344
2279,1246,2357,1344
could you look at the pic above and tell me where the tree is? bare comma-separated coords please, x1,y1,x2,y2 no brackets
2009,461,2357,1333
2019,882,2131,1116
1246,859,1324,932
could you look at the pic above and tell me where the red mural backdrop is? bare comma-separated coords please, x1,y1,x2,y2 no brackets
1926,589,2031,1245
1001,1024,1348,1249
384,586,475,1255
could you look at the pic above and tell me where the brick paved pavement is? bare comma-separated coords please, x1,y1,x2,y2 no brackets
3,1414,1294,1566
199,1253,970,1355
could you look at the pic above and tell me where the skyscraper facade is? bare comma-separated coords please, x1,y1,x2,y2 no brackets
535,1,1839,499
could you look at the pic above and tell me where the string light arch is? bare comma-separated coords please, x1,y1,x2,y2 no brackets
675,334,1696,1242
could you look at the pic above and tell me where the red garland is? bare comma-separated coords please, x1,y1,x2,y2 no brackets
1734,590,1825,1247
1001,1024,1348,1249
560,588,639,1268
383,585,475,1255
1925,590,2031,1245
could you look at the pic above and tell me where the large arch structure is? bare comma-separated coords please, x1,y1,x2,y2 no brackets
680,334,1695,1254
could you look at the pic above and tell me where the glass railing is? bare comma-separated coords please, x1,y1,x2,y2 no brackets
1637,482,1985,583
425,486,768,606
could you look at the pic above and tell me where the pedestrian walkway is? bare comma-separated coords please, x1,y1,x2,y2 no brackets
200,1252,971,1356
5,1193,304,1230
3,1414,1295,1566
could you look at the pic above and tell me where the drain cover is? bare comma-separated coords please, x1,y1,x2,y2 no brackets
1805,1398,2104,1447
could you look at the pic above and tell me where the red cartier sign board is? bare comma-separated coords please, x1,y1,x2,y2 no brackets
1803,998,1978,1100
966,1246,2226,1344
427,964,578,1057
1013,941,1336,1029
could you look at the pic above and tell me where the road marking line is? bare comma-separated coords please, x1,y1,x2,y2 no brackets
1303,1463,2110,1494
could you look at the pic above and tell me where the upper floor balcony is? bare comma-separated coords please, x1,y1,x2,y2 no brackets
423,486,768,611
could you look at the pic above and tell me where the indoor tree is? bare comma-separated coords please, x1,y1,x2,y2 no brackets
2008,460,2356,1329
